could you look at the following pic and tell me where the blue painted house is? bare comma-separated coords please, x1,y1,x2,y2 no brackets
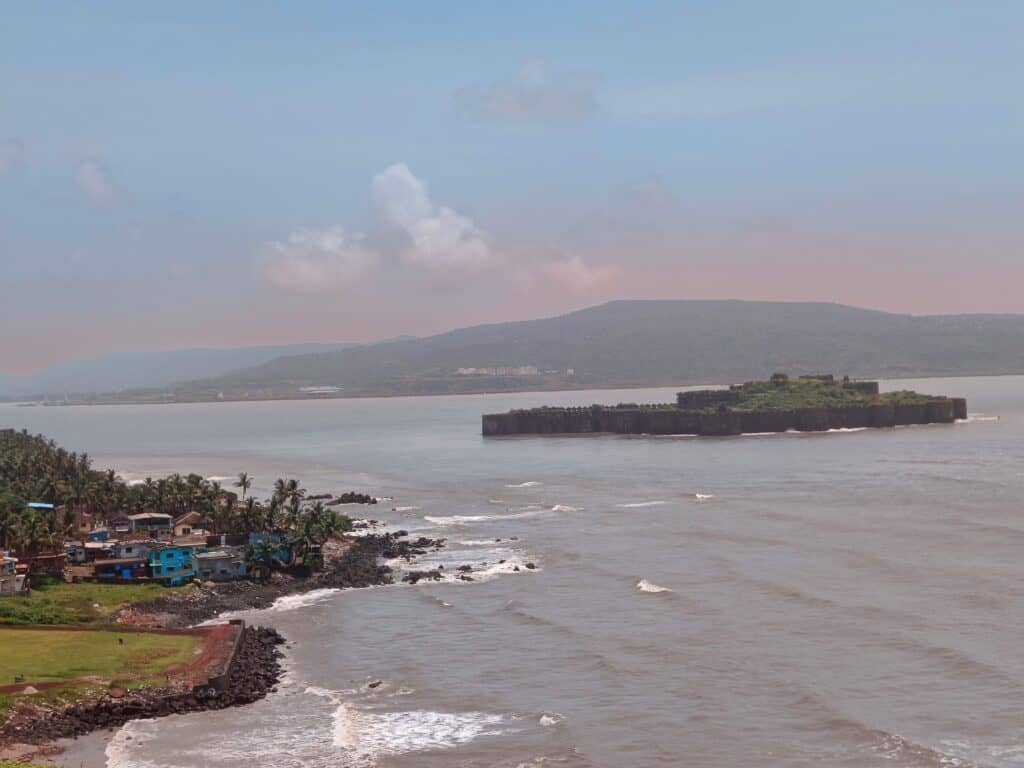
248,532,294,567
147,544,196,586
86,528,110,542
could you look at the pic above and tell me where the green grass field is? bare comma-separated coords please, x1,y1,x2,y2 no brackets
0,577,191,626
0,627,201,720
0,628,200,685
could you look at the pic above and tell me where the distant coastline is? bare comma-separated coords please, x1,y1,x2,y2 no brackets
6,368,1020,408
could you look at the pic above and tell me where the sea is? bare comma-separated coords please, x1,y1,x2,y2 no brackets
3,375,1022,768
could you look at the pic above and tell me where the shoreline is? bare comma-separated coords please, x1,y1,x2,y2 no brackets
7,369,1021,408
2,530,445,767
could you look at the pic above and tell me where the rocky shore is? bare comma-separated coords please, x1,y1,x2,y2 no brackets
115,530,445,628
1,529,445,761
0,625,285,747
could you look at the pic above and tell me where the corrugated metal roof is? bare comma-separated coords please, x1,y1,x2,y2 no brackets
27,502,55,509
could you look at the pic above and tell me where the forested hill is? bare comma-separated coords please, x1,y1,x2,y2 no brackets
133,300,1024,401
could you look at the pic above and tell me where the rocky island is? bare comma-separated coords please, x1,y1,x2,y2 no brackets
482,374,968,437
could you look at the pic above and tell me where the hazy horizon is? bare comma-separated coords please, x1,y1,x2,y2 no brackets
3,2,1023,373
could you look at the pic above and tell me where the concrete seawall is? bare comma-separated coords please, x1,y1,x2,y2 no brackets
482,397,967,437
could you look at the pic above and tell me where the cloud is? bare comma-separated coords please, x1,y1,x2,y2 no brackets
75,159,115,205
372,163,495,269
542,256,621,295
0,139,25,174
454,60,598,123
261,226,377,294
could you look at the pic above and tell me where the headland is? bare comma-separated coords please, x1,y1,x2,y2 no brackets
482,374,968,437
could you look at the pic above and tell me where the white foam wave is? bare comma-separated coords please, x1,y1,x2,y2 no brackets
390,545,539,584
616,500,668,508
539,712,565,727
425,507,547,526
505,481,541,487
393,505,421,512
456,539,501,546
551,504,582,512
375,496,394,501
106,718,162,768
205,475,233,482
333,702,505,759
425,514,494,526
269,588,340,612
694,493,714,500
637,579,672,593
962,414,998,422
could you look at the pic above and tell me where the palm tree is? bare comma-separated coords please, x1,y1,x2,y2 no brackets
235,472,252,500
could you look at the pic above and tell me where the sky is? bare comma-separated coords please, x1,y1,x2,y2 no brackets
2,1,1022,373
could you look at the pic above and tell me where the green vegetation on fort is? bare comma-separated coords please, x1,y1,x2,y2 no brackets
715,376,943,413
512,375,949,415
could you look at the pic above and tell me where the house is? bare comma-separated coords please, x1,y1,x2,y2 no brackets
108,515,133,535
93,557,148,582
128,512,173,534
193,547,247,582
67,541,112,564
87,528,110,542
147,544,196,586
173,511,208,538
28,552,68,578
0,553,22,595
113,540,156,561
248,532,293,567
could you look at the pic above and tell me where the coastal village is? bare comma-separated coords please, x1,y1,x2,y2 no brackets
0,428,420,766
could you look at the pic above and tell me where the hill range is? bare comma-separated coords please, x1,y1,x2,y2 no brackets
28,300,1024,404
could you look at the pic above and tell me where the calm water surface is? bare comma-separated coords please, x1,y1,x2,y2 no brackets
3,376,1022,768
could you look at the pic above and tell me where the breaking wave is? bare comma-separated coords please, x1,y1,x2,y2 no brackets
333,701,506,761
393,505,421,512
616,501,668,508
694,493,714,500
637,579,672,593
506,481,541,487
551,504,582,512
269,588,340,612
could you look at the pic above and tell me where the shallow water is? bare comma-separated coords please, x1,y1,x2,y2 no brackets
6,376,1024,767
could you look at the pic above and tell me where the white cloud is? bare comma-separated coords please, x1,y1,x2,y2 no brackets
0,139,24,174
542,256,621,295
262,226,377,294
372,163,495,270
455,60,598,123
75,159,115,205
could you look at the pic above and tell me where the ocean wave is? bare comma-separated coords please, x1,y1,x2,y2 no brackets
393,505,421,512
961,414,999,422
551,504,582,512
539,712,565,727
106,719,162,768
333,702,506,760
506,481,541,487
694,493,714,500
390,545,539,584
204,475,233,482
424,514,495,526
424,508,547,526
269,588,340,612
637,579,672,593
616,501,668,508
